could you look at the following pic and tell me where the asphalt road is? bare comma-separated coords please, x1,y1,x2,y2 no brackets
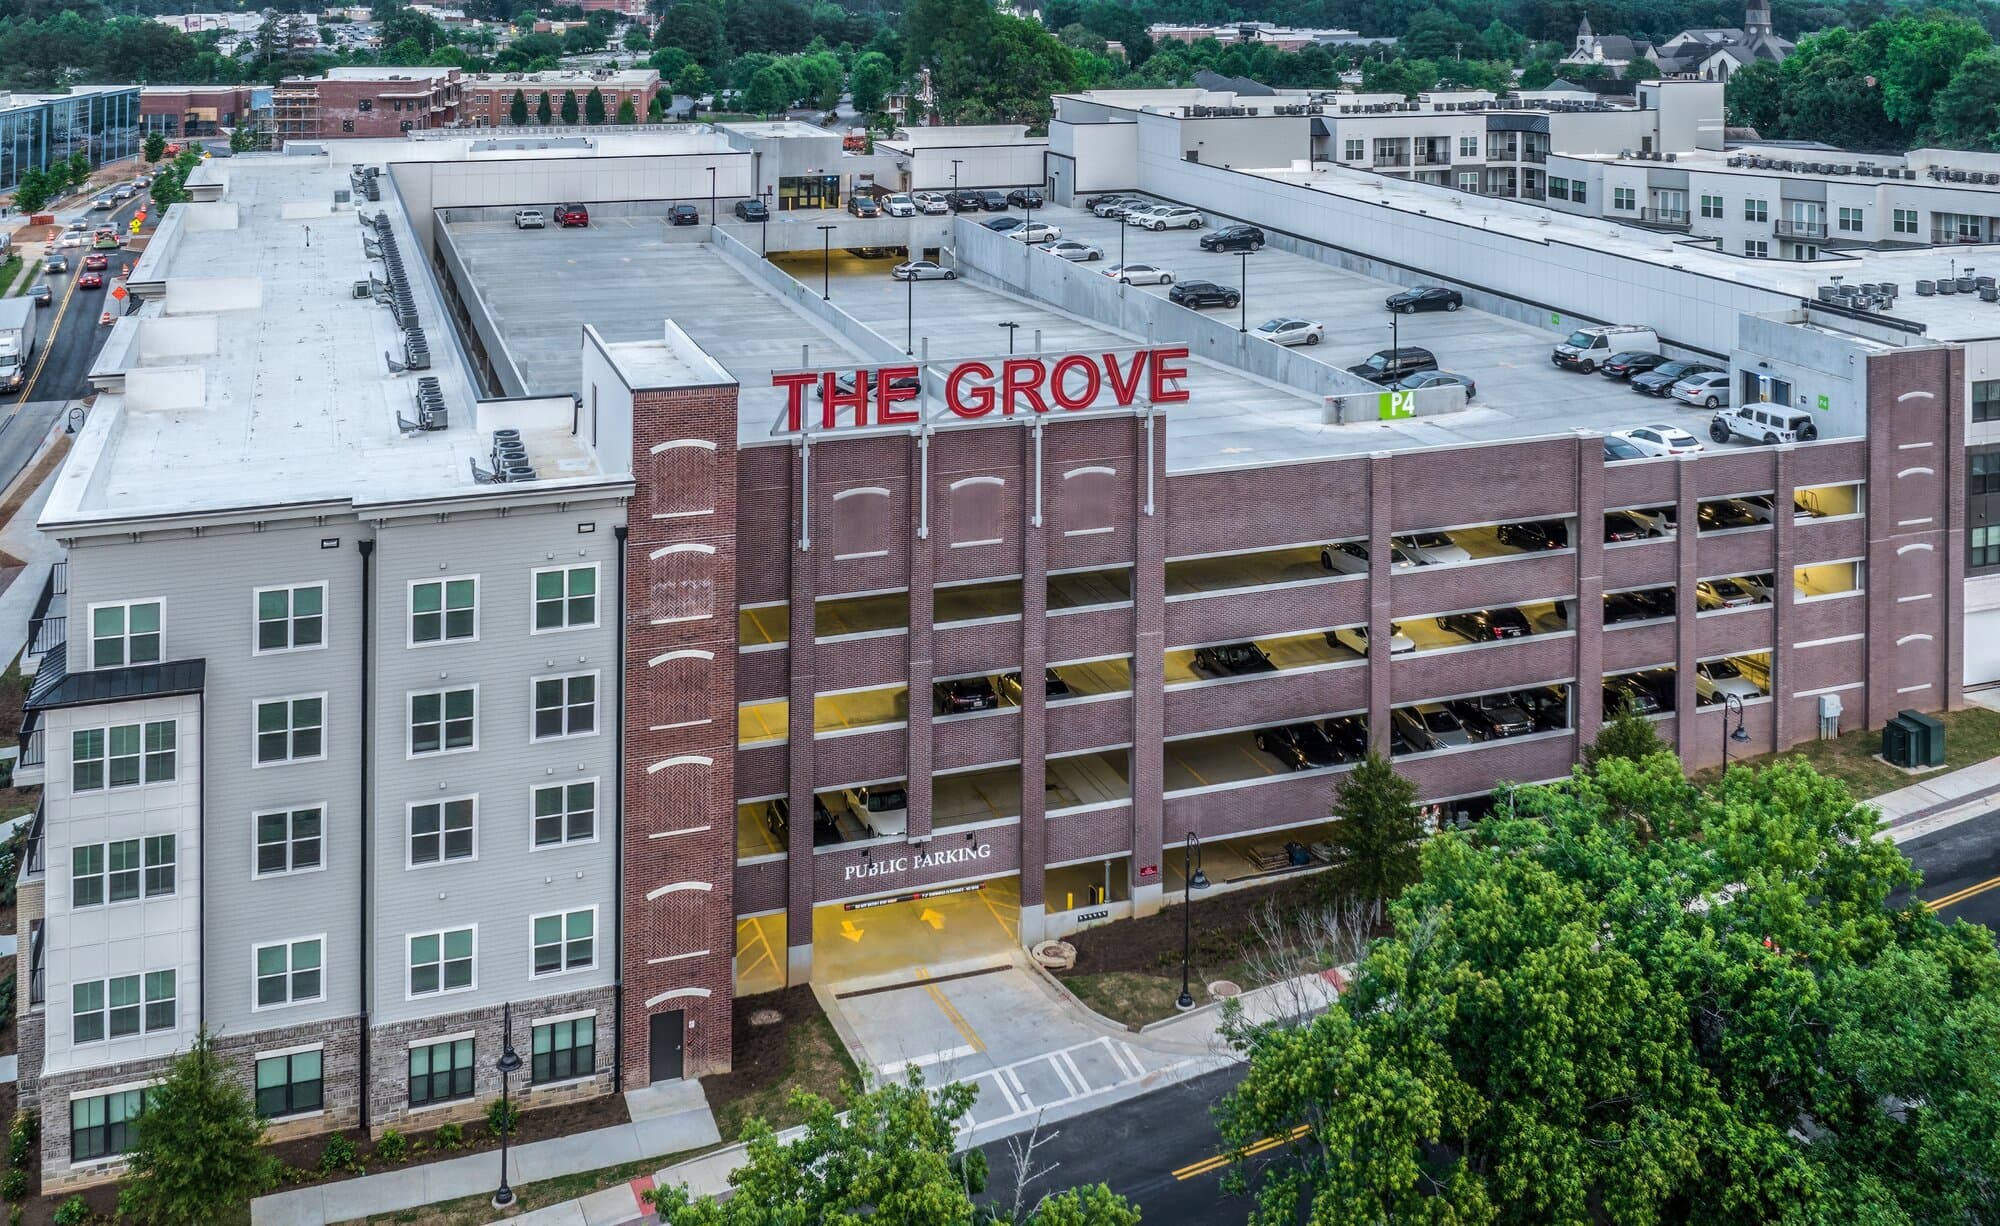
973,1065,1303,1225
1903,808,2000,935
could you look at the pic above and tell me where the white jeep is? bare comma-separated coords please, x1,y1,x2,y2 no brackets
1709,403,1820,446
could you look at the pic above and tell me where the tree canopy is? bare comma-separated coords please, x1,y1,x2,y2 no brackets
1218,751,2000,1224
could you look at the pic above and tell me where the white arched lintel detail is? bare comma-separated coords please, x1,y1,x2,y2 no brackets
949,475,1005,490
644,987,714,1008
648,542,715,560
647,754,715,774
645,880,715,901
650,438,718,454
1896,466,1936,479
1061,465,1115,480
1897,542,1935,555
1897,633,1935,646
1896,390,1936,403
833,485,891,501
647,648,715,667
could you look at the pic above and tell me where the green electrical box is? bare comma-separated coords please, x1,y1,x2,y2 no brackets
1898,709,1946,767
1882,716,1919,768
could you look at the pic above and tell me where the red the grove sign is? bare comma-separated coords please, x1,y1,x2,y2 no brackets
772,347,1190,432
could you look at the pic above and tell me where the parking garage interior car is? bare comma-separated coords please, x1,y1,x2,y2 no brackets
1604,589,1675,622
668,203,701,226
1168,279,1240,309
1256,722,1341,770
1497,520,1568,550
1696,500,1764,531
893,259,956,281
1328,623,1414,656
1347,347,1437,384
1604,674,1664,714
1192,642,1276,677
1600,351,1667,379
1255,317,1323,346
1386,286,1463,313
1696,577,1764,610
1696,658,1763,703
935,676,1000,714
1199,224,1266,252
1394,531,1471,564
997,668,1069,702
1438,607,1532,642
1630,359,1719,396
1322,540,1423,573
1411,703,1472,748
1451,692,1537,739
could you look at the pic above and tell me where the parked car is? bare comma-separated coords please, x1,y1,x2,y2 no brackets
1394,531,1471,565
1256,723,1341,770
1199,224,1265,252
976,190,1010,211
983,215,1026,233
996,668,1070,702
1604,589,1672,623
1167,279,1240,309
1631,360,1719,396
1104,263,1171,286
1450,693,1537,740
1083,193,1128,210
882,193,918,217
555,203,589,227
1497,520,1568,550
1347,347,1437,384
1389,708,1439,755
846,194,880,218
1006,188,1045,208
1385,285,1462,313
1255,316,1323,346
935,676,1000,714
1120,203,1170,225
1710,403,1820,445
1552,323,1658,372
911,191,950,215
1412,703,1474,748
1695,658,1763,704
1621,668,1678,712
1613,425,1703,457
892,259,956,281
1603,511,1658,541
1621,507,1677,536
1191,642,1276,678
1144,205,1204,230
27,283,51,306
1322,716,1370,761
1328,623,1414,656
1009,221,1063,244
513,208,546,229
1046,240,1104,262
733,199,769,221
668,203,701,226
1320,540,1421,573
1600,350,1667,379
82,253,108,271
1437,607,1532,642
1394,369,1476,400
947,190,985,212
1603,435,1649,461
1696,577,1765,610
1516,686,1571,732
842,785,909,838
1672,370,1732,408
1697,499,1764,531
77,272,104,289
1604,674,1663,715
1091,195,1140,217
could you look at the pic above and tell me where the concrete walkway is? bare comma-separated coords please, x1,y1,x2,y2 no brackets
249,1084,719,1226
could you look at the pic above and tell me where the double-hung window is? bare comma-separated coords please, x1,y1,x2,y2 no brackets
410,577,477,645
1700,194,1723,219
256,1049,324,1118
1613,186,1635,210
532,1016,595,1083
532,673,597,740
73,836,174,906
1745,198,1768,222
71,1089,146,1162
256,807,324,876
255,937,324,1008
255,696,325,765
90,601,161,669
532,780,596,847
73,972,173,1042
408,1038,474,1106
256,584,326,653
409,688,476,755
408,927,475,996
1838,206,1864,232
72,720,175,791
1894,207,1919,235
409,797,476,866
530,908,595,976
533,564,598,631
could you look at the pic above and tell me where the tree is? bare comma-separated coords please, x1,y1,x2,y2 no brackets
1879,12,1988,132
120,1030,277,1225
562,23,607,53
655,0,730,71
1583,696,1670,771
1929,47,2000,148
617,96,638,123
1218,753,2000,1224
508,88,529,125
143,132,168,164
12,167,49,215
849,49,893,113
67,151,90,191
743,65,793,114
1725,58,1783,132
1321,752,1422,921
623,23,652,52
536,91,553,124
560,89,579,123
647,92,666,120
676,64,711,106
229,125,258,153
584,85,607,123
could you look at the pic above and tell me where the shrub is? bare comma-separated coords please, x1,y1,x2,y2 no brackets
7,1109,37,1167
318,1133,358,1173
52,1196,89,1226
1,1168,28,1200
10,1201,24,1226
434,1122,464,1150
374,1129,407,1164
485,1097,519,1138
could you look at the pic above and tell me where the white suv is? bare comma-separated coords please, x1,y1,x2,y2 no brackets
1143,206,1205,231
1709,403,1821,446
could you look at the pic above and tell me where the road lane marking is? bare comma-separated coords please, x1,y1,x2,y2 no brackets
1927,873,2000,911
10,265,80,408
1172,1124,1309,1181
919,970,986,1054
876,1044,978,1077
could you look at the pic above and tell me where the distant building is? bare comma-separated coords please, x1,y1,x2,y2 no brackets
1650,0,1794,81
273,67,462,141
140,85,272,139
0,87,141,194
1563,15,1653,75
1148,22,1361,52
459,69,662,127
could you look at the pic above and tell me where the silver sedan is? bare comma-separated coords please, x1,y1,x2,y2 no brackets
1255,316,1324,346
892,260,957,281
1046,240,1103,262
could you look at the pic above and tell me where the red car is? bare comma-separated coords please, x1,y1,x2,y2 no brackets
77,272,104,289
83,253,109,271
555,203,589,227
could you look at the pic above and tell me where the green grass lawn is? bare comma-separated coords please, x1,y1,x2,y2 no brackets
0,254,22,298
1696,705,2000,801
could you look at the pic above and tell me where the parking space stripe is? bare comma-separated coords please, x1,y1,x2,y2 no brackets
876,1043,978,1077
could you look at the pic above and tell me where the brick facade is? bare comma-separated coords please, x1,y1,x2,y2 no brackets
368,985,615,1133
36,1050,178,1190
214,1015,365,1143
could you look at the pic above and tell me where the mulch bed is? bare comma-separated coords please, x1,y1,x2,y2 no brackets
1055,872,1336,980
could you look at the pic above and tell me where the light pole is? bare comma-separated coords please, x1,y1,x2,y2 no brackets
905,265,914,354
760,186,771,255
1721,692,1749,768
1175,833,1209,1012
1238,248,1247,333
706,164,716,224
817,223,836,300
490,1002,524,1210
998,320,1019,354
1389,304,1400,357
951,158,963,196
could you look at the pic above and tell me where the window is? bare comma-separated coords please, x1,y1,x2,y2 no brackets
1457,171,1479,192
532,780,595,847
255,696,325,764
255,937,324,1008
532,1016,595,1083
531,908,595,976
256,584,325,653
533,565,598,631
73,836,174,906
1343,138,1363,161
90,601,161,669
1839,206,1864,232
1745,198,1768,222
410,577,477,645
1548,176,1569,201
1701,193,1723,219
71,720,175,791
1975,380,2000,424
1458,135,1478,157
73,972,172,1042
1571,180,1586,204
1976,525,2000,570
73,980,104,1043
408,927,475,997
1746,240,1769,259
256,1049,324,1118
1894,207,1919,235
71,1089,146,1162
408,1037,474,1107
143,971,175,1032
409,688,476,755
1613,186,1635,210
256,807,323,877
409,797,475,866
532,673,597,740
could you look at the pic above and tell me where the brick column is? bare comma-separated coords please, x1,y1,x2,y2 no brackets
1018,421,1050,940
1574,433,1607,739
1367,452,1395,756
785,443,819,985
624,382,740,1083
1129,414,1166,916
906,433,935,844
1673,452,1703,762
1771,444,1796,751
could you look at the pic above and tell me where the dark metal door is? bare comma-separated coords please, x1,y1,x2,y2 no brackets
649,1010,685,1082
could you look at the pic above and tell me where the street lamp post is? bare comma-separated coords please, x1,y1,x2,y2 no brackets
905,266,914,354
490,1002,524,1210
998,320,1020,354
706,165,716,225
1721,692,1750,768
760,186,772,255
817,223,836,300
1389,305,1400,357
952,159,963,196
1238,248,1248,333
1175,833,1209,1012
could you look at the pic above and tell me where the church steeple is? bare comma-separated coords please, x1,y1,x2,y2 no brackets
1745,0,1772,36
1576,13,1594,57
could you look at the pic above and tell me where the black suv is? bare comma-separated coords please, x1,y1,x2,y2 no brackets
1496,521,1568,550
1006,187,1044,207
733,198,769,221
935,676,998,714
1322,716,1369,761
1437,607,1532,642
1168,279,1240,309
668,203,700,226
1256,723,1341,770
1450,693,1537,740
1347,347,1437,384
1191,642,1276,678
947,190,985,212
1199,224,1265,252
1604,589,1673,624
977,189,1009,211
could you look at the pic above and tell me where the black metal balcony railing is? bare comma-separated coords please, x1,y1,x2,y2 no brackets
26,615,63,659
23,798,43,878
1374,156,1411,168
1414,151,1451,166
18,716,43,771
1523,149,1548,163
1774,219,1829,240
1640,208,1692,230
28,925,45,1007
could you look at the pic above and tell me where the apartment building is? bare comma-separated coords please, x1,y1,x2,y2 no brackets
458,69,662,127
273,67,462,142
139,85,271,138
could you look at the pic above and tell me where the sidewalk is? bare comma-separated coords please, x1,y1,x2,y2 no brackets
1868,689,2000,841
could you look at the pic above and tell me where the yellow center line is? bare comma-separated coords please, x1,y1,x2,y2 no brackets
1171,1124,1310,1180
917,965,986,1054
10,262,81,409
1927,873,2000,911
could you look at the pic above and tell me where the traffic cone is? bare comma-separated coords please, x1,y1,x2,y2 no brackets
100,310,113,325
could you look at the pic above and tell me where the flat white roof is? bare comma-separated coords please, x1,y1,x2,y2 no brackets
463,69,659,88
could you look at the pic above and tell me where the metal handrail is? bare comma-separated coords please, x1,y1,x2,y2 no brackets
28,926,45,1006
1774,219,1828,239
26,615,63,659
22,798,43,877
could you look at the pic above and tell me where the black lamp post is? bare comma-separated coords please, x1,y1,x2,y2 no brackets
1721,692,1750,768
1175,833,1209,1012
760,186,771,255
1390,304,1400,357
490,1002,524,1210
951,158,963,195
817,223,836,300
1238,248,1248,333
905,266,915,354
706,164,716,224
998,320,1019,354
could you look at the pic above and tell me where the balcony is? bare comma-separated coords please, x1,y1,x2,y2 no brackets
1520,186,1546,200
1523,149,1548,164
1414,151,1452,166
1774,219,1828,240
1639,208,1692,231
14,713,43,789
1373,155,1411,169
20,798,43,879
28,924,44,1008
21,559,65,673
